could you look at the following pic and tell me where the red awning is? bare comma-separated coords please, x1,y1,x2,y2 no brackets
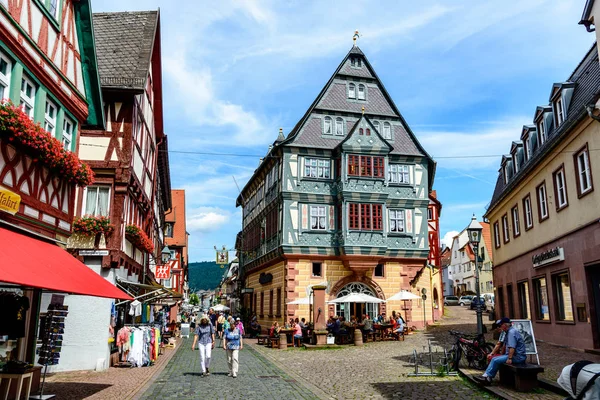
0,227,132,300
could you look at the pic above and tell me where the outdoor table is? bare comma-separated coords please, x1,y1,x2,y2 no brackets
373,324,393,341
279,328,294,348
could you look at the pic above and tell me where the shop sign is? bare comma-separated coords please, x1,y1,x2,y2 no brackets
532,247,564,268
0,186,20,215
156,264,171,279
215,245,228,266
79,250,109,256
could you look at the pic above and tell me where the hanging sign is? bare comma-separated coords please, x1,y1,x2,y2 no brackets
155,264,171,279
215,245,229,266
0,186,21,215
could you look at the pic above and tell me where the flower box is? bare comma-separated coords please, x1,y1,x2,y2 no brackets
0,102,93,186
73,216,114,237
125,224,154,253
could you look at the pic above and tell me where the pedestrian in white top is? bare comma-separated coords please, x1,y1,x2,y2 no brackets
192,316,215,376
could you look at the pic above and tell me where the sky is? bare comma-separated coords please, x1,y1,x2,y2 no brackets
93,0,594,261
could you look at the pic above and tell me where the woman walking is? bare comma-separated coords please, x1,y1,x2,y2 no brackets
223,319,243,378
192,316,215,376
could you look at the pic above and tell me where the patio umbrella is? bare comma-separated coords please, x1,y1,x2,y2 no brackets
287,297,311,305
387,290,421,322
328,293,386,304
211,304,230,311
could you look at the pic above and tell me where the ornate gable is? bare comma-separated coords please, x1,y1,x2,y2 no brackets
338,116,392,155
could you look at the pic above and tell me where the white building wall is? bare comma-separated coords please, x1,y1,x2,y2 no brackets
40,257,114,372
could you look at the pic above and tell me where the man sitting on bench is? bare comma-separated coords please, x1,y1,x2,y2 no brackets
475,317,527,385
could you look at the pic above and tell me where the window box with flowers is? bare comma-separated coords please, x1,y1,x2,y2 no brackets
71,216,115,248
0,102,93,186
125,224,154,253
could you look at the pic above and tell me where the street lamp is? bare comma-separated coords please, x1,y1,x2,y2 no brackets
161,245,171,264
466,214,484,335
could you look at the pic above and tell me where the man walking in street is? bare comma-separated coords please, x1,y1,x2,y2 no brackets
475,317,527,385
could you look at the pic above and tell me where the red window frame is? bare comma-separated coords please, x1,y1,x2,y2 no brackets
360,204,371,229
372,204,382,230
373,157,384,178
360,156,372,177
348,155,359,176
349,203,360,229
348,155,385,178
349,203,382,231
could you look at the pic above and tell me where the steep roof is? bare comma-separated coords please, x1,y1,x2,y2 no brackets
92,11,159,90
165,190,187,248
480,222,493,261
487,44,600,213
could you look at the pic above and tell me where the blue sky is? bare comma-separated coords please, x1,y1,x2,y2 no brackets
93,1,593,261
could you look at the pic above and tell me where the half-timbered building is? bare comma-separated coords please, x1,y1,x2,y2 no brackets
237,43,440,329
59,10,172,372
0,0,132,384
164,189,189,303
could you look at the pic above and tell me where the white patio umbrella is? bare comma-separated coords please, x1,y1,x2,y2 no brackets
328,293,386,304
287,297,311,305
387,290,421,323
210,304,230,311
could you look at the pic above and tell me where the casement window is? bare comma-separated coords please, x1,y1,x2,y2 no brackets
388,164,410,184
552,272,573,322
493,222,500,248
374,263,384,277
0,52,11,101
553,165,568,211
347,155,384,178
373,120,380,133
335,117,344,135
524,139,531,162
312,262,322,277
575,144,593,197
310,205,327,230
389,209,405,233
533,276,550,321
84,186,110,216
512,153,519,174
537,182,549,221
366,128,371,136
555,98,564,126
348,203,382,231
523,195,533,230
350,57,362,68
323,116,333,135
20,75,35,118
164,223,173,238
502,214,509,243
163,277,171,288
503,165,509,185
382,122,392,139
348,83,356,99
358,84,366,100
44,99,57,137
304,158,331,179
62,116,74,151
427,208,433,220
537,118,546,145
511,205,520,237
517,281,531,319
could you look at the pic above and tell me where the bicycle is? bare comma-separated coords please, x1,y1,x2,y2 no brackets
447,330,494,371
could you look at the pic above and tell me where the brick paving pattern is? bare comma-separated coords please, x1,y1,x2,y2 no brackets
139,337,321,400
43,338,182,400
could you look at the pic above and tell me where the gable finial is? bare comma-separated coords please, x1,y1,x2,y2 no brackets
353,30,360,46
361,106,365,115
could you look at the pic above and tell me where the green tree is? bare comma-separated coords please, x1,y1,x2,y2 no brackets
189,293,200,306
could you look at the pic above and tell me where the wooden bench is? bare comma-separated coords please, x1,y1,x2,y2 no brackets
499,363,545,392
269,337,280,348
257,335,269,345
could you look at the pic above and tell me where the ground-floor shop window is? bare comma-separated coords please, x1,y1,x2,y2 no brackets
533,277,550,321
552,272,574,322
518,280,531,319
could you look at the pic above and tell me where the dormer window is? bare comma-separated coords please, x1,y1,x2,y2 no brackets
350,57,362,68
373,120,380,133
348,83,356,99
382,122,392,139
555,98,564,126
503,165,509,185
323,116,332,135
524,136,531,161
537,119,546,145
335,118,344,136
358,84,366,100
512,152,519,174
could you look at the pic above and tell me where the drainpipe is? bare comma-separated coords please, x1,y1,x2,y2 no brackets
586,104,600,122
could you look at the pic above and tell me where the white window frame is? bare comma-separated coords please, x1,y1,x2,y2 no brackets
323,116,332,135
538,183,548,219
512,152,519,174
537,118,546,145
48,0,59,19
348,83,356,99
82,185,111,217
525,135,532,161
388,164,410,184
304,158,331,179
62,115,74,151
20,75,35,118
576,147,592,195
502,214,509,243
503,166,509,184
44,99,57,137
358,84,366,100
554,168,567,208
388,209,405,233
373,120,380,133
335,117,344,136
512,206,520,236
0,51,11,102
556,98,564,126
382,122,392,139
524,196,533,229
310,205,327,230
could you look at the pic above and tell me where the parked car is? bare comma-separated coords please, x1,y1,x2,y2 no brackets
483,293,495,313
444,296,459,306
458,295,474,306
470,296,485,310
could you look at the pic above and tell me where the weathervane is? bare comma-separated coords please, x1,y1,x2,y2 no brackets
353,30,360,45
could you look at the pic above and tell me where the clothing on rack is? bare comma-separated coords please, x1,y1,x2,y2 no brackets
129,300,142,317
115,325,161,367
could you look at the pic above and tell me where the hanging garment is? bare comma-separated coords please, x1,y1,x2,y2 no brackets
129,300,142,317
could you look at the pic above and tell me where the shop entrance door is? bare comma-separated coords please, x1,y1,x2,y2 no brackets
589,266,600,348
351,303,365,320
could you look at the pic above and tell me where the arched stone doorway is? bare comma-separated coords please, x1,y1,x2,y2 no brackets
333,282,380,321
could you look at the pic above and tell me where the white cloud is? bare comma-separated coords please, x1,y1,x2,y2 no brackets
444,202,489,212
441,231,460,248
187,207,231,232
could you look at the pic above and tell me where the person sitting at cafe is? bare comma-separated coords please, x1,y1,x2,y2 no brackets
269,321,281,338
327,316,341,335
392,315,405,340
298,318,307,329
250,315,261,337
361,314,374,334
292,321,303,346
